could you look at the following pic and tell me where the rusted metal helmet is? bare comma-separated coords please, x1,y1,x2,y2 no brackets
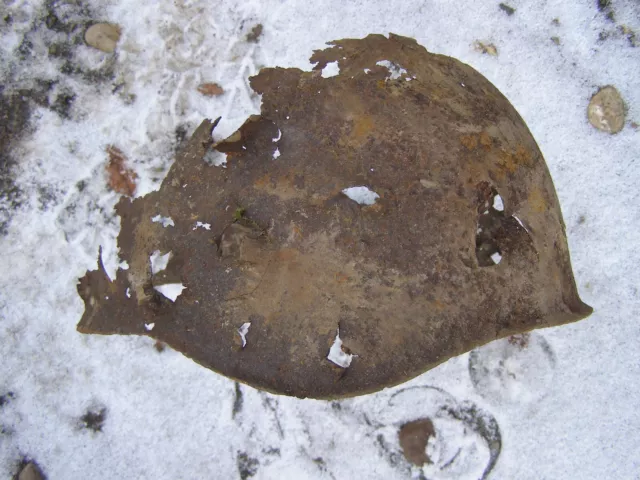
78,34,592,399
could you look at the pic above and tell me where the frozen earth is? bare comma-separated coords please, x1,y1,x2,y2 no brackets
1,0,639,478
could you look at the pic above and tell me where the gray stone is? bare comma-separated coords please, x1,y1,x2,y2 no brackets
588,85,626,134
84,23,121,53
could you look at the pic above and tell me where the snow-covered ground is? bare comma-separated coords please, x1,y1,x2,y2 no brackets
1,0,639,478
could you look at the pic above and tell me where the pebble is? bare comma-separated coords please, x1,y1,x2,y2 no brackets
588,85,626,134
398,418,435,466
84,23,121,53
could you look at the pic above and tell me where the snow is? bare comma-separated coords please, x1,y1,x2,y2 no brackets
1,0,640,479
203,149,227,167
493,194,504,211
327,328,354,368
149,250,171,274
376,60,408,79
490,251,502,265
342,186,380,205
238,322,251,348
272,147,281,159
321,61,340,78
151,215,175,228
153,283,186,302
192,221,211,230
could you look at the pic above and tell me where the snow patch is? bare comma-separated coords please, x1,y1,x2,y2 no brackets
153,283,185,302
342,186,379,205
493,194,504,211
272,129,282,142
273,148,281,159
204,149,227,167
125,288,131,298
327,328,354,368
321,61,340,78
144,323,155,331
151,215,175,228
376,60,407,80
193,222,211,230
150,250,171,274
491,252,502,265
238,322,251,348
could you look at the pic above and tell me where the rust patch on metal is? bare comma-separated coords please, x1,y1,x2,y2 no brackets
77,34,591,399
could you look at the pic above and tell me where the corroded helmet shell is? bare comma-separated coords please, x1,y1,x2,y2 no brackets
78,34,592,399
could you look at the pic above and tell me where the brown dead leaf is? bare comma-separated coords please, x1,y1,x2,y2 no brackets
106,145,137,196
197,83,224,96
474,41,498,56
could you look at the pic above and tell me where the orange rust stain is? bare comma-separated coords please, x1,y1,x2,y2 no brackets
497,149,519,174
352,115,374,139
514,144,533,166
496,144,533,176
479,131,492,151
460,134,479,150
292,224,303,239
529,187,547,213
254,173,271,188
253,171,305,201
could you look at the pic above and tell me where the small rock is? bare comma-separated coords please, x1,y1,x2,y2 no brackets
197,83,224,96
499,3,515,15
106,146,137,196
18,462,45,480
84,23,121,53
551,36,561,46
398,418,435,466
474,41,498,56
588,86,626,134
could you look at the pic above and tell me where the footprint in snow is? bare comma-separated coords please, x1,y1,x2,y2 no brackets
468,332,556,406
373,386,501,480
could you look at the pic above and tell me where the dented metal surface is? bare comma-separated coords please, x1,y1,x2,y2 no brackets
77,34,592,399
